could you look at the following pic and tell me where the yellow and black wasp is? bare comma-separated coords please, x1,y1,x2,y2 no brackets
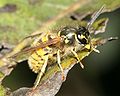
11,6,105,89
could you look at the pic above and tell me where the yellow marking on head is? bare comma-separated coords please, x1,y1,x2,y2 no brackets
85,44,91,50
80,35,86,39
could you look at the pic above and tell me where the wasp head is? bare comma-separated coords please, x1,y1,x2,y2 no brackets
59,26,90,46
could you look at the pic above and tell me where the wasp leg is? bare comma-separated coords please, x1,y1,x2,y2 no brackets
33,55,49,89
85,43,100,53
93,48,100,53
71,48,84,69
57,50,65,80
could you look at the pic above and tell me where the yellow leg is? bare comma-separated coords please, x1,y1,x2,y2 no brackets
93,48,100,53
71,49,84,69
33,55,48,89
57,50,65,80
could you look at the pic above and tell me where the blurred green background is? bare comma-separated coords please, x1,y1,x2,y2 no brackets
1,2,120,96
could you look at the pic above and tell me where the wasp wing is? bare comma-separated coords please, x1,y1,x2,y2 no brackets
10,37,61,58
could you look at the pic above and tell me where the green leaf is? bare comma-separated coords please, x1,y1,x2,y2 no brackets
91,18,109,34
0,0,119,95
0,85,6,96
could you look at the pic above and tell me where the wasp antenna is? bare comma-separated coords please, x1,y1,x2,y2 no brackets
87,5,106,30
107,37,118,41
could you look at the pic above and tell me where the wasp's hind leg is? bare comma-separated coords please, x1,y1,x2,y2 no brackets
57,50,65,80
71,48,84,69
33,55,49,89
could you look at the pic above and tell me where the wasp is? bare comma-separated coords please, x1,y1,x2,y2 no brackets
11,6,105,89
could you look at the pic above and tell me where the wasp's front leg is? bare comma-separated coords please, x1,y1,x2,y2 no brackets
71,48,84,69
85,43,100,53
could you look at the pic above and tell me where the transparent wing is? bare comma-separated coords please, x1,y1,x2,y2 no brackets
10,37,61,58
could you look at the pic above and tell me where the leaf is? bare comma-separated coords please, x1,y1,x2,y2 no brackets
0,85,6,96
0,0,119,95
90,18,109,34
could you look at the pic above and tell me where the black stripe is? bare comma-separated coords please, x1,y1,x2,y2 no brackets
30,55,43,65
30,55,39,62
35,51,42,58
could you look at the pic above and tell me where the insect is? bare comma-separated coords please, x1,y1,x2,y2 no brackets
11,6,105,89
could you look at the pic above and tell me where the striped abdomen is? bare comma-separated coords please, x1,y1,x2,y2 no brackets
28,46,51,73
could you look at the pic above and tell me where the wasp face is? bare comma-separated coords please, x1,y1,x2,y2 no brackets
59,26,90,46
76,26,90,45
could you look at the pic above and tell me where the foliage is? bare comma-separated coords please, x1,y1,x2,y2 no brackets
0,0,119,96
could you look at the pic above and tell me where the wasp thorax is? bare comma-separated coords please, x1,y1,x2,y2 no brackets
76,26,90,44
59,27,77,45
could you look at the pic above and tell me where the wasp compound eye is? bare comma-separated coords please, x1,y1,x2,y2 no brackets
59,27,77,36
59,27,77,45
76,26,90,44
